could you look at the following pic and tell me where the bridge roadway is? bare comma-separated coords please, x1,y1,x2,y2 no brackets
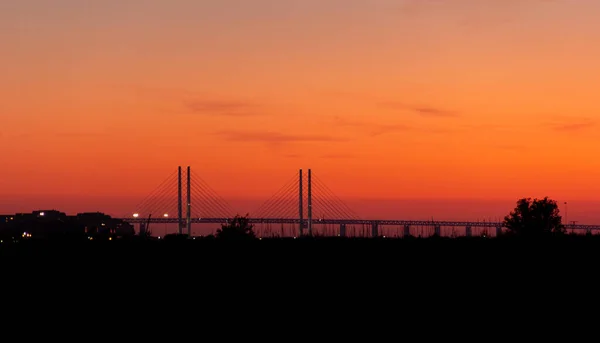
121,217,600,231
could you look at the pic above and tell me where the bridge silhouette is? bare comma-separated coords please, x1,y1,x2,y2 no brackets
121,166,600,237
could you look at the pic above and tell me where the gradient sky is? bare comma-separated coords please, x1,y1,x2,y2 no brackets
2,0,600,222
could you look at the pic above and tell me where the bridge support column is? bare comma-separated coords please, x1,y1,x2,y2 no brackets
308,169,312,236
178,166,183,235
371,222,379,238
299,169,303,237
434,225,441,237
496,226,502,237
403,225,411,237
186,166,191,237
465,226,472,237
340,224,346,237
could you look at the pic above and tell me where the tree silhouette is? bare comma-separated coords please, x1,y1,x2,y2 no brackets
503,197,565,236
216,215,256,240
140,226,152,238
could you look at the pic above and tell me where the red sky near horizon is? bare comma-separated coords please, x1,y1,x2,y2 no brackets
1,0,600,223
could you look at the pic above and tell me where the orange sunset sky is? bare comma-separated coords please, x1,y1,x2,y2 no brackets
1,0,599,222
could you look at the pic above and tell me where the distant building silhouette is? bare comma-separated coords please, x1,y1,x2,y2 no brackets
77,212,134,236
0,210,134,241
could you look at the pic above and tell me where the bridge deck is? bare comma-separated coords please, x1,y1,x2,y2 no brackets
120,217,600,231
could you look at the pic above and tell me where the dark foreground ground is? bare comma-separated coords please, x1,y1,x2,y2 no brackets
3,236,599,329
4,236,600,275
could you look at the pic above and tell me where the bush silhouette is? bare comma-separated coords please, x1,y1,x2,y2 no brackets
216,215,256,240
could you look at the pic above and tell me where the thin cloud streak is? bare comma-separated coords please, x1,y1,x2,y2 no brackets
320,154,355,159
56,132,112,138
369,124,412,137
214,130,348,143
551,119,595,132
332,116,448,137
379,102,460,118
183,100,261,116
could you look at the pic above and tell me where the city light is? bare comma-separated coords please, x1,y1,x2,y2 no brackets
133,213,139,218
163,213,169,218
39,212,45,217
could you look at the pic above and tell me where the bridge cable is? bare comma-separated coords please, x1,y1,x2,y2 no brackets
190,180,231,218
251,172,299,217
130,170,178,217
252,173,299,218
258,181,299,219
191,171,237,216
312,175,360,219
191,180,234,218
135,172,179,217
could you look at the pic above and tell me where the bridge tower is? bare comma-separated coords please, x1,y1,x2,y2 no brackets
253,167,359,237
308,168,312,236
178,166,183,235
187,166,191,236
299,169,303,237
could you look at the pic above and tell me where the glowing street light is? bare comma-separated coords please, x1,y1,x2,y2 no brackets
39,212,45,217
163,213,169,218
133,213,139,218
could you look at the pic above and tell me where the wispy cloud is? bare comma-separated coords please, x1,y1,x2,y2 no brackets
411,106,459,118
462,123,515,131
214,130,347,144
320,153,355,159
551,118,595,132
369,124,412,137
55,132,112,138
332,116,443,137
183,100,261,116
379,102,459,118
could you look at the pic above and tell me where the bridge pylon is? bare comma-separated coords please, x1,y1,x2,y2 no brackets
299,169,303,237
178,166,183,235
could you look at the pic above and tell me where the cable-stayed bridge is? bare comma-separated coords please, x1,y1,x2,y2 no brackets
120,166,600,237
